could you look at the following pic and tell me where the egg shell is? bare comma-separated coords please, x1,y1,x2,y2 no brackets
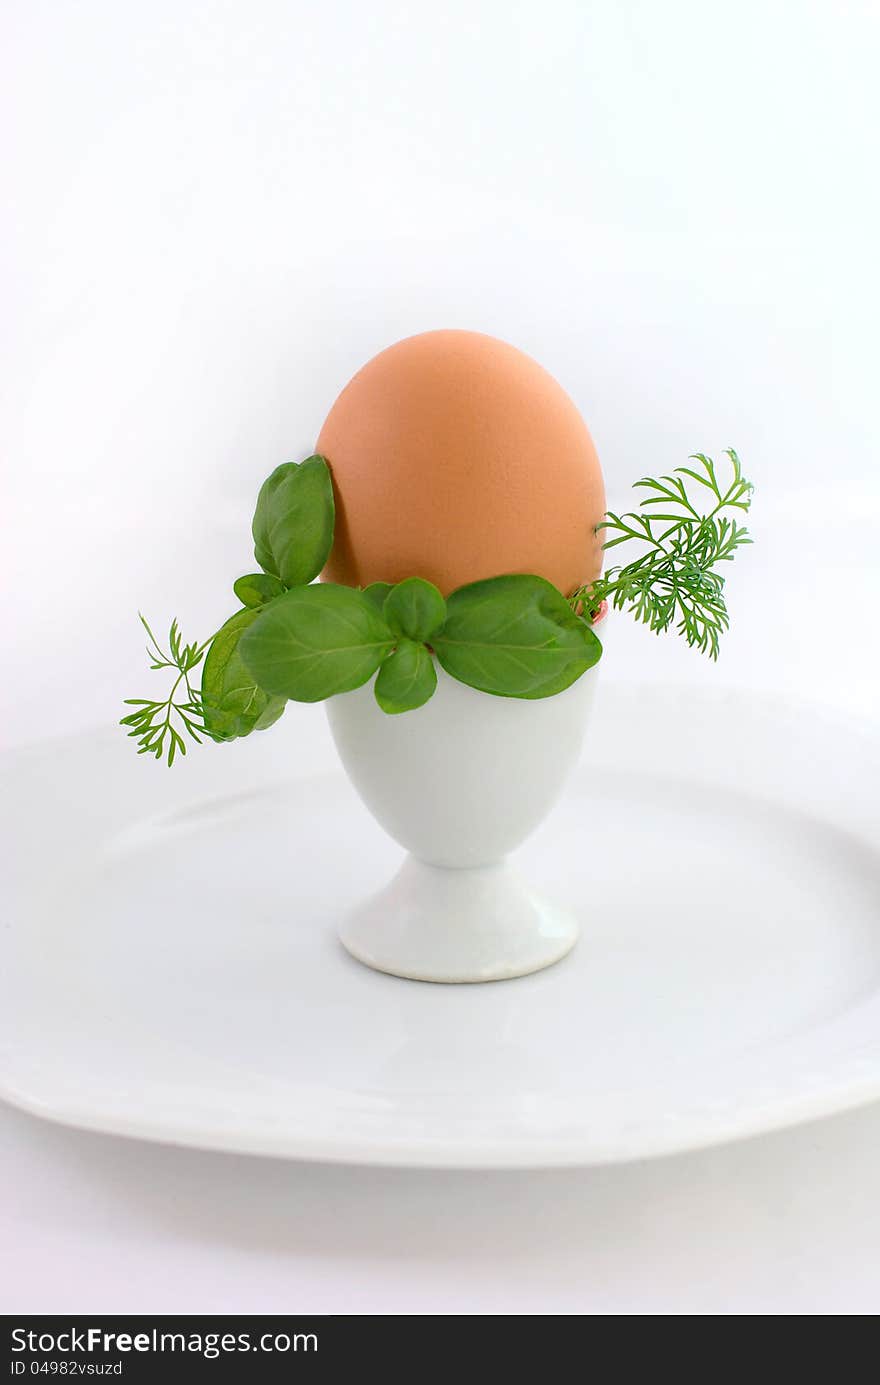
317,330,605,596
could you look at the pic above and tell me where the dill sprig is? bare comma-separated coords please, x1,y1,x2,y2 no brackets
120,615,216,766
573,449,753,658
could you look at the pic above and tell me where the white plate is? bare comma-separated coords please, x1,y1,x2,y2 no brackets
1,685,879,1167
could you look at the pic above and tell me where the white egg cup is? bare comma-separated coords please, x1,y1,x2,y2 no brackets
326,624,603,983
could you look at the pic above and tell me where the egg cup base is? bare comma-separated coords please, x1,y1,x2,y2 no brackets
338,854,579,984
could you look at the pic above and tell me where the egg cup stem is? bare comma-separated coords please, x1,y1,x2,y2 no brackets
339,855,578,983
327,658,602,983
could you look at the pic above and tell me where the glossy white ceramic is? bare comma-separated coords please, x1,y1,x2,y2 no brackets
326,666,597,868
1,686,879,1167
326,665,597,980
337,856,579,983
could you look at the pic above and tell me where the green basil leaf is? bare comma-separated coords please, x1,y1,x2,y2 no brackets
383,577,446,641
362,581,394,616
252,455,335,587
202,608,286,741
238,583,395,702
233,572,286,608
433,574,603,699
374,638,437,714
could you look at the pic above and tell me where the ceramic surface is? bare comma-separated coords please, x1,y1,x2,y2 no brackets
1,686,879,1167
327,664,597,981
326,664,597,868
338,856,579,983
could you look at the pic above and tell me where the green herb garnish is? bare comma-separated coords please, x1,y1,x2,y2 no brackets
573,449,752,658
382,577,447,643
237,583,396,703
252,455,335,587
374,638,438,714
433,575,602,699
123,447,752,763
201,607,287,741
232,572,286,608
120,616,215,765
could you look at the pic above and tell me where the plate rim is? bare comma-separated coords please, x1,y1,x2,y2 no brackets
2,682,879,1168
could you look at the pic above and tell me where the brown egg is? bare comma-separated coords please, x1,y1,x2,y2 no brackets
318,330,605,596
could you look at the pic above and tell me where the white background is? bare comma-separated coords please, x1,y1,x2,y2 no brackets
2,0,879,1315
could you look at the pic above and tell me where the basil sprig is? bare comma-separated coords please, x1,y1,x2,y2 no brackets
232,572,286,608
432,575,602,698
238,583,396,703
201,607,287,741
252,456,335,587
238,570,599,715
235,574,451,715
127,446,753,767
374,638,438,714
362,582,394,616
383,577,446,642
126,453,606,764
